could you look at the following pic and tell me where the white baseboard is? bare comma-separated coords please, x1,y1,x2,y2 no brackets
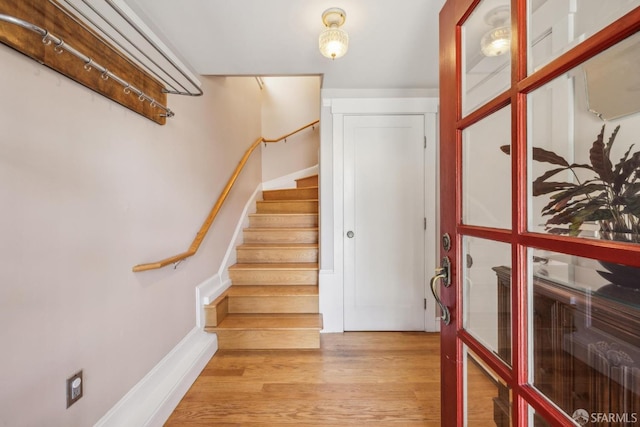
319,269,344,333
97,168,322,427
94,328,217,427
261,164,318,190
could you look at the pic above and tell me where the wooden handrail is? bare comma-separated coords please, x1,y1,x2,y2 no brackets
132,119,319,272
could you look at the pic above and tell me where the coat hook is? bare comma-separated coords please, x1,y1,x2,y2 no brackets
123,84,131,95
53,39,65,54
41,31,51,45
138,94,145,102
84,59,93,71
101,69,109,80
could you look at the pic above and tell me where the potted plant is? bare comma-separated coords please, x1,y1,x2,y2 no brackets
501,125,640,289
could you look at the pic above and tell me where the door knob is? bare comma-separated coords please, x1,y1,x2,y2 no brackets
430,257,451,325
346,231,354,238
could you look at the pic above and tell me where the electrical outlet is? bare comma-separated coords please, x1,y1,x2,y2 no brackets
66,370,83,408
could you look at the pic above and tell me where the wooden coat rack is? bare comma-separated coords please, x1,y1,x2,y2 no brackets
0,0,175,124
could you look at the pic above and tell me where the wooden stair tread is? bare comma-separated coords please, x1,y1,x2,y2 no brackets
249,213,318,217
227,285,318,297
210,313,323,330
258,199,318,203
237,243,318,249
245,227,318,232
264,186,318,190
230,263,319,270
262,186,318,193
265,186,317,190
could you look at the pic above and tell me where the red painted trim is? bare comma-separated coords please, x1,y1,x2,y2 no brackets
513,93,528,397
458,329,512,384
458,92,511,127
512,0,528,83
520,384,575,425
518,7,640,95
457,225,512,244
512,2,529,413
439,1,462,424
520,233,640,268
442,0,640,425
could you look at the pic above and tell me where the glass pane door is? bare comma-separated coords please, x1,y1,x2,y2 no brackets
439,0,640,425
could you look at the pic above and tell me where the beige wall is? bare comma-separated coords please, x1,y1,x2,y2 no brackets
0,46,262,426
260,76,320,182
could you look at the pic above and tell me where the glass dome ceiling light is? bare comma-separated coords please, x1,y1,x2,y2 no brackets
319,8,349,60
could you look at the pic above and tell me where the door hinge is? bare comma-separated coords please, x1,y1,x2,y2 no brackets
424,298,427,310
424,217,427,230
424,136,427,148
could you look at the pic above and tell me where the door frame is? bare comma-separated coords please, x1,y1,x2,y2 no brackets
318,96,439,333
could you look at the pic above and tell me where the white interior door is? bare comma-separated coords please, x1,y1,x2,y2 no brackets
344,115,426,331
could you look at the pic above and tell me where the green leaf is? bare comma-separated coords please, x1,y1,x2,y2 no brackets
568,220,583,236
572,204,610,227
605,125,621,159
533,167,570,184
548,183,606,202
545,203,591,224
545,226,572,235
616,151,640,193
623,197,640,217
532,147,570,166
612,143,635,192
532,181,575,196
589,125,615,183
542,198,587,216
623,182,640,199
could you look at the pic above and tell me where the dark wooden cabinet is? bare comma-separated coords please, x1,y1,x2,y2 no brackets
493,266,640,426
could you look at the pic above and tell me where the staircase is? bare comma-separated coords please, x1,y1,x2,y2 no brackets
204,175,322,349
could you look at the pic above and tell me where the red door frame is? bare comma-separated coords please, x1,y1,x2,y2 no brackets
438,1,640,425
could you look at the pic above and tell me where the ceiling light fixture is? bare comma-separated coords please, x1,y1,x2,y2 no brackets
319,7,349,60
480,6,511,57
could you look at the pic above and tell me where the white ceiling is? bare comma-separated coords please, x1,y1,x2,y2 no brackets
124,0,446,90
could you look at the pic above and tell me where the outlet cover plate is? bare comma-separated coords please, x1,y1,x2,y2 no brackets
66,370,83,408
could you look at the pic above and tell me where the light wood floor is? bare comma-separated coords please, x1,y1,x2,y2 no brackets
165,332,499,426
